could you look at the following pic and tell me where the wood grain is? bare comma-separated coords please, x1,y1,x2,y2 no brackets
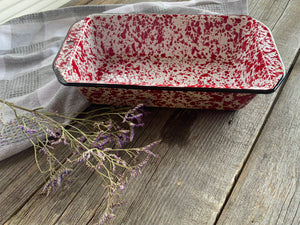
0,150,41,223
248,0,290,29
80,1,300,224
5,163,95,225
4,108,168,224
0,113,98,223
0,145,77,224
1,0,300,224
216,1,300,223
217,55,300,225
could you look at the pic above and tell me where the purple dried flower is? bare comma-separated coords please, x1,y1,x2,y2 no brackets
107,119,113,130
129,126,135,142
96,161,103,169
60,135,71,146
77,136,86,143
93,137,111,150
116,137,123,148
82,150,92,161
42,180,52,194
99,213,109,225
42,169,72,194
142,141,160,157
111,202,123,208
39,147,46,154
119,184,126,190
112,154,121,164
17,125,37,137
97,151,105,159
72,150,78,155
0,98,160,225
94,131,103,142
141,159,149,167
18,125,25,131
57,169,71,186
50,138,62,145
130,169,138,178
115,131,130,148
58,174,63,186
123,104,144,124
53,179,57,191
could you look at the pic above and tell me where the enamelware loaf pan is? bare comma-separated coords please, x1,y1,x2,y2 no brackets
53,14,285,110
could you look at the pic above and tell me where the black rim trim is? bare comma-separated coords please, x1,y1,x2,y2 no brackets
52,14,287,95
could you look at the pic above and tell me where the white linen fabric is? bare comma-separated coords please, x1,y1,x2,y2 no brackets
0,0,247,161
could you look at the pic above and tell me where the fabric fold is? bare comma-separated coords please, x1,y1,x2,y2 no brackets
0,0,247,161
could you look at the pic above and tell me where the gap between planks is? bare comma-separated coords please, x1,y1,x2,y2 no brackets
214,49,300,225
214,0,300,223
217,51,300,225
1,0,298,224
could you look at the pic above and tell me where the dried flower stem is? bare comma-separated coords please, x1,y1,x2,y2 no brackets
0,98,159,224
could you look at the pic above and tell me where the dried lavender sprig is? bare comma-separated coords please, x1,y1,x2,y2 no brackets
0,98,159,225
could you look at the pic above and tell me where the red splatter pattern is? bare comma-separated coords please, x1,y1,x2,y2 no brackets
54,14,284,110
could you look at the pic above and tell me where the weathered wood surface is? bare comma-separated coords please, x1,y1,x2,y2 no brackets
218,51,300,225
217,1,300,224
1,0,300,224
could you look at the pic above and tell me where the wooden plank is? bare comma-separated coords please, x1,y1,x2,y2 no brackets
11,0,297,222
2,1,300,225
215,1,300,223
0,112,97,223
55,108,170,224
248,0,290,29
3,162,95,225
4,108,170,224
0,145,74,224
216,56,300,224
0,150,41,223
76,1,300,224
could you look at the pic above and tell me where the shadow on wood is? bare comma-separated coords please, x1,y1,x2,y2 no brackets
160,109,236,147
